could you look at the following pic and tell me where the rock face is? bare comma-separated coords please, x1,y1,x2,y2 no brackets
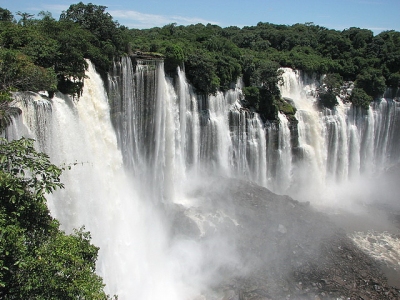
171,177,400,299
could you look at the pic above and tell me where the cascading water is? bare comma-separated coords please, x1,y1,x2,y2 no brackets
109,57,174,200
8,62,191,299
279,69,329,199
266,111,292,194
108,58,268,194
5,57,400,299
278,68,400,204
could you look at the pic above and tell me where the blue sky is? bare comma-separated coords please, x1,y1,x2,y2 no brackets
2,0,399,34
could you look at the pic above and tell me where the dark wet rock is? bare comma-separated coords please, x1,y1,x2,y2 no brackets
171,177,400,299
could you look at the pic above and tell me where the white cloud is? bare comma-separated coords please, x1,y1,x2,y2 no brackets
35,4,69,15
109,10,218,29
42,4,69,11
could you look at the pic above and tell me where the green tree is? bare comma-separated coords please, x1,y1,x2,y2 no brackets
164,44,185,74
0,48,57,93
243,86,260,110
16,12,34,26
318,73,343,109
318,92,338,109
50,20,92,96
387,72,400,88
317,29,352,59
0,138,114,299
60,2,117,42
59,2,126,72
0,91,21,131
342,27,373,52
185,50,220,95
242,60,284,119
215,55,241,90
355,68,386,98
250,60,282,93
323,73,342,93
0,8,14,22
349,87,373,109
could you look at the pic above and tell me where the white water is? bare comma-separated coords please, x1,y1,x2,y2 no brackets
274,112,292,194
8,63,191,299
108,59,268,193
351,231,400,270
5,59,400,298
278,68,400,205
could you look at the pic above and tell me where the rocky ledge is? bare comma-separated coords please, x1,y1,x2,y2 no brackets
170,177,400,299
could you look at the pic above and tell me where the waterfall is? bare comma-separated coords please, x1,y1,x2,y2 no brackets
5,57,400,299
108,58,269,192
176,66,200,171
9,62,190,299
273,112,292,194
372,99,400,167
279,68,400,203
279,68,328,199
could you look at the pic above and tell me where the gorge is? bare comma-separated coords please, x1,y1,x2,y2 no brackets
4,57,400,299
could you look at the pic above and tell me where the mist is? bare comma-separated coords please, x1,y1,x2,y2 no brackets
5,58,400,298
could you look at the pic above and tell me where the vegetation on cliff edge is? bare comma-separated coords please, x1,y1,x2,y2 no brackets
0,137,115,299
1,4,400,122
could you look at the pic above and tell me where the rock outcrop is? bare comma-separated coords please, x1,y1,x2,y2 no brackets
171,177,400,299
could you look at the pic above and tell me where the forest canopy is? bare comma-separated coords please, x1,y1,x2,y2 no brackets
0,3,399,121
0,3,399,297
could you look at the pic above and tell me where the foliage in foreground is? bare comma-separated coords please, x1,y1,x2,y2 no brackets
0,138,114,299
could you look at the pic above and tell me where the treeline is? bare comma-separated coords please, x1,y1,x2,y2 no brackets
0,3,131,100
131,22,400,112
0,5,124,298
1,2,400,119
0,3,399,298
